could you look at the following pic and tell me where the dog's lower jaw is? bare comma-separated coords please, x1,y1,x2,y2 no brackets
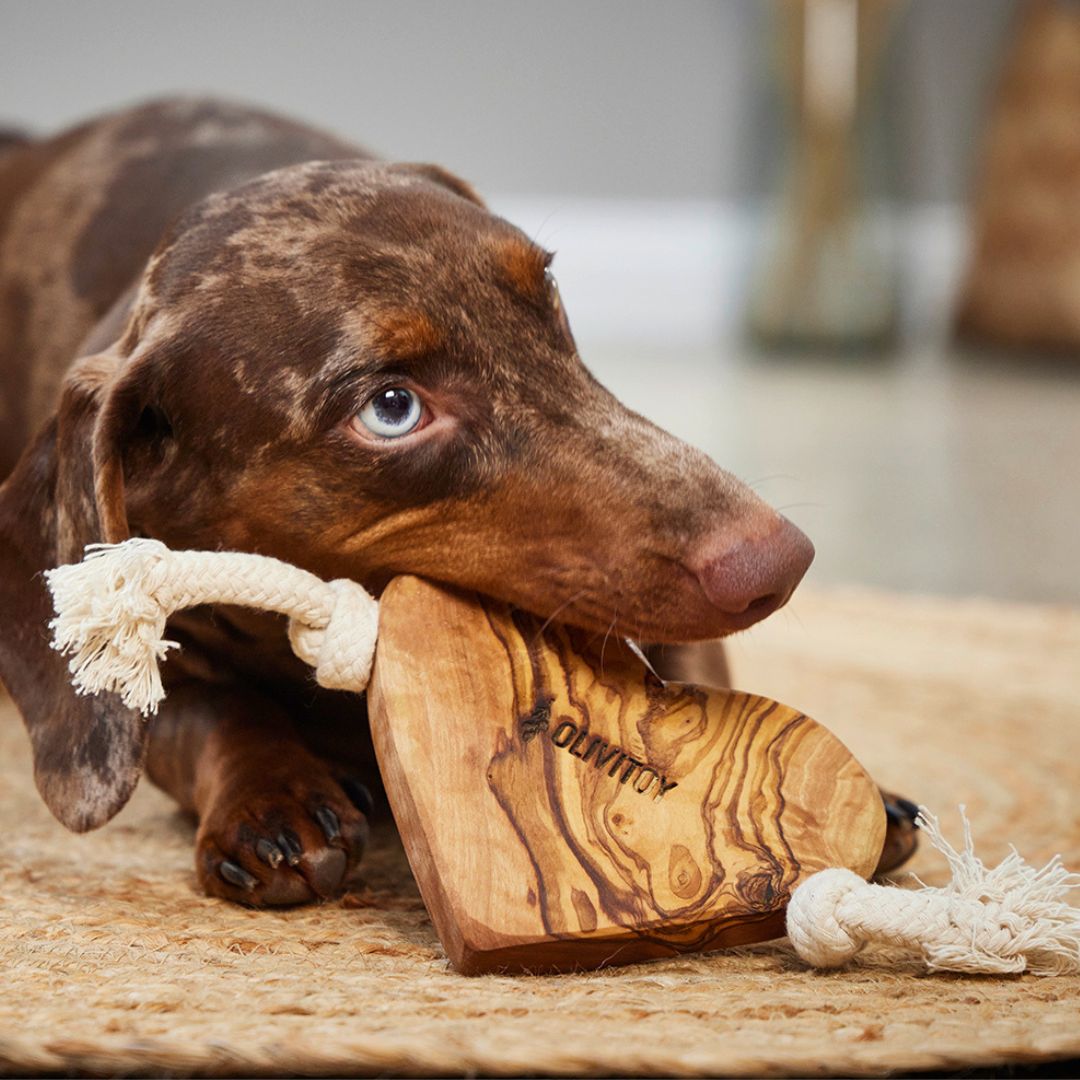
523,557,809,645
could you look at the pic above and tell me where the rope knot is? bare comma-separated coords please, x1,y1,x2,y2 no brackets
786,812,1080,975
785,867,865,968
287,579,379,692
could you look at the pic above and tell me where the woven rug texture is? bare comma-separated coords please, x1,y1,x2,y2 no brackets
1,586,1078,1077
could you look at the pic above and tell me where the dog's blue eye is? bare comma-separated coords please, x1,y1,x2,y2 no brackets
357,388,422,438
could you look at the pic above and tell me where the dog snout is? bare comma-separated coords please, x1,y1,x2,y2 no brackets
689,515,815,631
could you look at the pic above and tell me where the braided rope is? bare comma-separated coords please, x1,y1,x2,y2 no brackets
787,810,1080,975
45,539,378,714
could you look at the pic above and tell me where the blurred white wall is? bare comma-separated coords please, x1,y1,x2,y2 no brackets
1,0,754,199
1,0,1014,201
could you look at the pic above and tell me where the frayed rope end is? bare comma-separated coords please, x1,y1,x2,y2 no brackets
45,540,179,716
913,806,1080,975
787,806,1080,975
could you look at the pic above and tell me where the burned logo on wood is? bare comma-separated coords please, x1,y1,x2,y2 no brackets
548,719,678,800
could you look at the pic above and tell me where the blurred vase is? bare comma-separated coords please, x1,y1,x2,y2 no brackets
955,0,1080,352
747,0,902,351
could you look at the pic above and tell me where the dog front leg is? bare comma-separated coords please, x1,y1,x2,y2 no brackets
145,681,370,906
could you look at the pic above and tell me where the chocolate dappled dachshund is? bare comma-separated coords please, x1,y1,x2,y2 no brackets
0,100,916,906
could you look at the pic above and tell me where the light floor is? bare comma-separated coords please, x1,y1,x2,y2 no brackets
588,344,1080,606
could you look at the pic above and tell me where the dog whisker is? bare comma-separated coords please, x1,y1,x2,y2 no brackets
599,607,619,678
774,501,824,513
525,207,564,249
745,473,800,490
624,637,664,683
534,588,589,640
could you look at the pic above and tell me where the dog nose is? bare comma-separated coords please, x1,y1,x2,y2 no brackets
690,515,815,629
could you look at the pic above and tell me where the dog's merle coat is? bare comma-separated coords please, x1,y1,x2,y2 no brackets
0,99,910,905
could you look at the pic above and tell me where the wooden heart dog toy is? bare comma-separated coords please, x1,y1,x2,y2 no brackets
369,576,883,973
45,541,1080,977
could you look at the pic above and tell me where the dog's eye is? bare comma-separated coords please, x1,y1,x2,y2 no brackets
356,388,423,438
545,268,561,310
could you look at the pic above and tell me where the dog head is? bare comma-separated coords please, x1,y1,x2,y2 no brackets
0,159,812,829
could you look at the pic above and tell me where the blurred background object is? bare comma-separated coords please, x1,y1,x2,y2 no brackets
1,0,1077,604
747,0,900,350
956,0,1080,350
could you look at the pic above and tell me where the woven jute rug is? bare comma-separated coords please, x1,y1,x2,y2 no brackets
1,586,1078,1077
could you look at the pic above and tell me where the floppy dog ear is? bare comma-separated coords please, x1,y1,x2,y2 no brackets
0,352,153,831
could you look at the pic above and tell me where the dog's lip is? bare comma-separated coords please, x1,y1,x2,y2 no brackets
363,551,794,644
527,569,792,643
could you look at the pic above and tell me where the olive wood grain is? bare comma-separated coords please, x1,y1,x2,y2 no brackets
368,576,885,975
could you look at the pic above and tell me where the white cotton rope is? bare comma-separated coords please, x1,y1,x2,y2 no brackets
44,539,1080,976
787,810,1080,975
45,539,378,715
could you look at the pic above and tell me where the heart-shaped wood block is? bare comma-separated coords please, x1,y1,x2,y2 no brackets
368,576,885,975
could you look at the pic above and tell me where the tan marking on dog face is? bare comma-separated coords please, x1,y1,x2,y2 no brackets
495,238,551,303
369,309,444,362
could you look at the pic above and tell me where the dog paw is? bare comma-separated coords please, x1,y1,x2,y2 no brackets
196,768,372,907
874,789,920,876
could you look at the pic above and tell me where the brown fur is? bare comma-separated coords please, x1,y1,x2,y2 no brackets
369,308,446,362
0,99,901,907
495,238,551,302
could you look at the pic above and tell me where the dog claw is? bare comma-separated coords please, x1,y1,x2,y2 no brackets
341,778,374,817
256,838,284,868
884,795,920,827
277,828,303,866
220,860,257,891
315,806,341,842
